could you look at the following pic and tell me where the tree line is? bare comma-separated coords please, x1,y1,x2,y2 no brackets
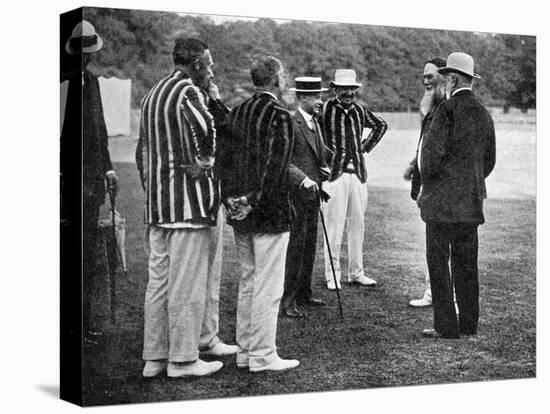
61,7,536,112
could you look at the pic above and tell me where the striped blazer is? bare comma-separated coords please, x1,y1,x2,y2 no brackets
136,70,220,226
219,92,304,234
320,98,387,183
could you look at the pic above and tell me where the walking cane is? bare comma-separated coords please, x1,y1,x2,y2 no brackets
318,191,344,318
108,188,118,324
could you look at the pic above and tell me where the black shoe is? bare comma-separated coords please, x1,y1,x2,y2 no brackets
297,297,326,307
282,307,306,318
422,328,459,339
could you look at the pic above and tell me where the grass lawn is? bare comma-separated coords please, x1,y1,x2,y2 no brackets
82,161,536,406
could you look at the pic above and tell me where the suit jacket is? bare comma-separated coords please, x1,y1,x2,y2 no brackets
419,90,496,224
410,106,437,200
220,92,305,234
290,110,330,195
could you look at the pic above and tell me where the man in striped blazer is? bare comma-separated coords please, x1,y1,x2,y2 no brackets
219,56,309,372
135,38,235,378
320,69,387,291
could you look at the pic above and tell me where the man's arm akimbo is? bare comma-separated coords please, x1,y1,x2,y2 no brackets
361,107,388,153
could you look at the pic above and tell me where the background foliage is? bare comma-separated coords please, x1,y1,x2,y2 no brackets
63,8,535,111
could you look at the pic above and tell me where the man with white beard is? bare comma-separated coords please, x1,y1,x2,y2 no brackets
404,57,446,307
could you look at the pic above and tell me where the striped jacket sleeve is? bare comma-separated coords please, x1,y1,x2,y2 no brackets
180,85,216,167
360,106,388,153
135,97,148,191
256,108,294,205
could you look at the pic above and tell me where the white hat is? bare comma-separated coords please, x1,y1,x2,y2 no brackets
289,77,328,93
439,52,481,79
330,69,362,88
65,20,103,55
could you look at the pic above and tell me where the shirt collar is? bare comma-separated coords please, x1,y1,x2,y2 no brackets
452,87,472,96
298,106,313,123
256,90,278,100
334,97,353,112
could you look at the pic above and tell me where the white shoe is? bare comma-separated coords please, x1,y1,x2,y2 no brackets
142,360,167,377
327,280,342,290
250,356,300,373
409,297,433,307
200,341,239,356
347,275,377,286
409,290,432,307
167,359,223,377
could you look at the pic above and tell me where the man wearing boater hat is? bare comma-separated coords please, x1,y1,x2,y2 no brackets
418,52,496,339
61,20,119,346
280,77,331,318
319,69,387,291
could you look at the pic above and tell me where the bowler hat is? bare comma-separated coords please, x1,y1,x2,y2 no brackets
438,52,481,79
289,77,328,93
330,69,362,88
65,20,103,55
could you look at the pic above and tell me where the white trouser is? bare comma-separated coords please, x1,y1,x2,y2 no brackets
200,208,225,349
143,226,210,362
322,173,368,283
234,230,290,369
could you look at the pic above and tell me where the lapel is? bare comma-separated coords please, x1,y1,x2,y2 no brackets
416,105,437,156
296,110,320,159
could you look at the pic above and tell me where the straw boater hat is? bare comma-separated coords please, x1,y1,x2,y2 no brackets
438,52,481,79
65,20,103,55
289,77,328,93
329,69,362,88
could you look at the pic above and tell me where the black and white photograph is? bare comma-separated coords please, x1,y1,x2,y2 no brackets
4,0,548,412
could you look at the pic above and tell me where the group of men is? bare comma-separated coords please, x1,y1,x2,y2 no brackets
66,20,495,377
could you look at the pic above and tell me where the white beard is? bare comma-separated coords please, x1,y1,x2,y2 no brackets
419,89,435,120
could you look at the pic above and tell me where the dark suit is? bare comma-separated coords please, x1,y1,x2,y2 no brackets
419,89,496,338
410,107,437,201
282,110,330,310
61,70,113,332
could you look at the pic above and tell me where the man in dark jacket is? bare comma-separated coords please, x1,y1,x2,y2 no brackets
418,52,496,339
404,57,447,308
281,77,331,318
61,21,118,346
220,56,311,372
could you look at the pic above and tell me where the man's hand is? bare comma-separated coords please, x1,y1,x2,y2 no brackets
301,177,319,194
403,163,415,181
225,196,252,221
106,171,119,197
208,81,221,101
